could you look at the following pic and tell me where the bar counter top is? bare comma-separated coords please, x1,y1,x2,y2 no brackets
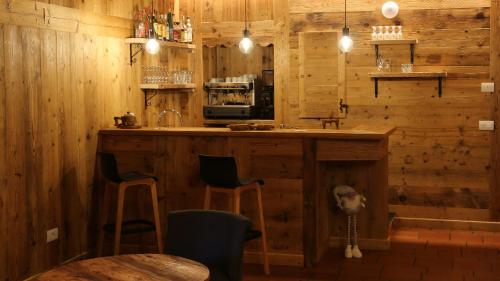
99,125,395,139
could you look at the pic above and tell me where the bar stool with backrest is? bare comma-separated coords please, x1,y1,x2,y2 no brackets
199,155,270,275
97,153,163,256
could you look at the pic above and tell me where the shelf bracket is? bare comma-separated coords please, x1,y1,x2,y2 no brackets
374,45,380,64
374,78,379,98
144,91,158,108
129,43,143,65
438,77,443,98
410,44,415,64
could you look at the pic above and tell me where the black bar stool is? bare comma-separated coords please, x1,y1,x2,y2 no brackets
96,153,163,256
199,155,270,274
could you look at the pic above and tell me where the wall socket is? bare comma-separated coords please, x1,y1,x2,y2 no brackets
481,82,495,93
479,120,495,131
46,228,59,243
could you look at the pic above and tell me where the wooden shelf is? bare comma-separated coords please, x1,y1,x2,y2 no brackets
370,39,418,45
203,119,275,126
369,72,447,98
140,83,196,90
125,38,196,49
369,72,447,78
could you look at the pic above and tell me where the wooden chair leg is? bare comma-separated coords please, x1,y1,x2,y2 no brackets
204,185,211,209
256,184,270,275
137,190,146,253
150,182,164,254
97,182,111,257
233,189,241,214
113,185,127,255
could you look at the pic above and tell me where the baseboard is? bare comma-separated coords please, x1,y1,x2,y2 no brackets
329,237,391,250
244,251,304,266
393,217,500,232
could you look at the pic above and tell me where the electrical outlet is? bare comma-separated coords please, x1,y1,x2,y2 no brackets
481,82,495,93
479,121,495,131
46,228,59,243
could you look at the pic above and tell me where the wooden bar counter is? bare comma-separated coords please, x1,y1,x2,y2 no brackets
98,125,395,267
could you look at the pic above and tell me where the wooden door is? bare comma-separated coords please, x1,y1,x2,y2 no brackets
298,31,345,119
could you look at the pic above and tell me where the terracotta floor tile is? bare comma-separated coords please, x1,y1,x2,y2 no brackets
378,253,416,267
414,256,453,270
450,230,483,246
453,257,494,272
418,229,451,243
380,266,424,281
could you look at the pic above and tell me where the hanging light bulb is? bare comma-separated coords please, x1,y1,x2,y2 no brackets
339,27,353,53
239,29,254,54
339,0,353,53
381,1,399,19
145,38,160,54
239,0,253,54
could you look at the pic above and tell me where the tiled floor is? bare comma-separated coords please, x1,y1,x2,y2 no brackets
243,227,500,281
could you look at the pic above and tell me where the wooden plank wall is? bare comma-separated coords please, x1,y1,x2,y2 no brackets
0,1,146,280
286,0,493,222
200,0,496,223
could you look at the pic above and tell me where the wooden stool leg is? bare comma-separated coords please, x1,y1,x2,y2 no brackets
137,191,146,252
150,181,163,254
113,184,127,255
233,189,241,214
97,182,112,257
256,183,270,275
204,185,211,209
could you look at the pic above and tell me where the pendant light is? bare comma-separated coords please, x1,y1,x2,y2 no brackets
239,0,254,54
339,0,353,53
381,1,399,19
145,0,160,55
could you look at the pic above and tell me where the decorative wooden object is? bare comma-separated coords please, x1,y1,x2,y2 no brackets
369,72,448,98
98,126,395,267
204,182,270,274
33,254,209,281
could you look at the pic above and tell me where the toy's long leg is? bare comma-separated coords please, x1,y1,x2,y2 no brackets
353,214,357,246
347,215,351,245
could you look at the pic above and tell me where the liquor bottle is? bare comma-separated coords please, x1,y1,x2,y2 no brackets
147,9,154,38
186,17,193,43
167,11,174,41
153,10,160,38
180,16,187,43
173,20,181,42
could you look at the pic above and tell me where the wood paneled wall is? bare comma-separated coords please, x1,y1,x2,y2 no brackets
201,0,496,223
0,1,146,280
286,0,492,222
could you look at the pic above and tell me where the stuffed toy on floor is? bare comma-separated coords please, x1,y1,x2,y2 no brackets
332,185,367,258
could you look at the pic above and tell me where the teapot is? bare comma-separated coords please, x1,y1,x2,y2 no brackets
114,112,137,127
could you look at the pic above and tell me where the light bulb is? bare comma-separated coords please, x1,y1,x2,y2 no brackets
381,1,399,19
339,35,353,53
239,30,254,54
145,38,160,55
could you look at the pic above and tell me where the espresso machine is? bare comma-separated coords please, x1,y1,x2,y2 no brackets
203,75,262,119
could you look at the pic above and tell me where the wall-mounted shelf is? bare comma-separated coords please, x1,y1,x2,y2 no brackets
140,84,196,108
370,39,418,64
125,38,196,65
369,72,447,98
140,83,196,90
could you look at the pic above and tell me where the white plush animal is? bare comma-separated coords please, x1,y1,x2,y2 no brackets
332,185,367,258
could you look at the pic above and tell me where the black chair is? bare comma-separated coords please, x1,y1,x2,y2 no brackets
96,153,163,256
165,210,251,281
199,155,270,274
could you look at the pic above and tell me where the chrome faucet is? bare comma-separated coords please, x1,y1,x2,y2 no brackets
157,109,183,128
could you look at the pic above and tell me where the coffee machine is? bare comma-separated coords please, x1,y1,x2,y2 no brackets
203,75,262,119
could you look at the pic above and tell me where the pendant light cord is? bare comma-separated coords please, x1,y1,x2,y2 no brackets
344,0,347,28
245,0,248,30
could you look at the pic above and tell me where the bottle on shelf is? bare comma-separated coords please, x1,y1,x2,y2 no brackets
167,11,174,41
181,16,187,43
173,18,181,42
186,17,193,43
153,10,160,38
147,8,154,38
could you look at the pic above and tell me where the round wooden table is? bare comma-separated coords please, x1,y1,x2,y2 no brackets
34,254,210,281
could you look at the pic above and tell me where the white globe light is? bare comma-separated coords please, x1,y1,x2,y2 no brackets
339,35,353,53
239,37,254,54
145,38,160,55
381,1,399,19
